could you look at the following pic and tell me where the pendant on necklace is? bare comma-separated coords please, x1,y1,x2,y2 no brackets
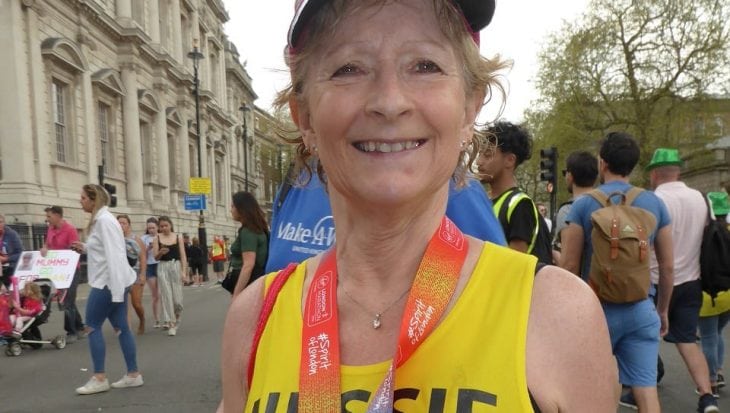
372,313,382,329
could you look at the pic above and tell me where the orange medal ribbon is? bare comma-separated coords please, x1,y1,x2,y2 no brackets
299,217,468,412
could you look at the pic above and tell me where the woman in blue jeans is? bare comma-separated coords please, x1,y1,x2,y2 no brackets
71,184,143,395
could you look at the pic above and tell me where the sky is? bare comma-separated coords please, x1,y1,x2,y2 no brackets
224,0,591,122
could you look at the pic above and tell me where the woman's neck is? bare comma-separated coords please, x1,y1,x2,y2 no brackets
328,188,449,289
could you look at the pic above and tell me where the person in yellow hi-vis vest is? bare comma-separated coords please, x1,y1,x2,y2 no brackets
210,236,227,284
218,1,618,412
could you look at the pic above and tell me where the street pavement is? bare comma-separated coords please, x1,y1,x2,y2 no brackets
0,280,230,413
1,280,729,412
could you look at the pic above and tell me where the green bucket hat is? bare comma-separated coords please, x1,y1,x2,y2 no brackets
646,148,683,171
708,192,730,216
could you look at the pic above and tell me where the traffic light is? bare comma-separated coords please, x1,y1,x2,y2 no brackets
103,183,117,208
539,147,558,186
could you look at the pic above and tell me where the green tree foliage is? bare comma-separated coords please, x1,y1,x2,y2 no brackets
530,0,730,187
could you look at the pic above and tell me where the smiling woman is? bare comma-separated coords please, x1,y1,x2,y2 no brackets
219,1,618,413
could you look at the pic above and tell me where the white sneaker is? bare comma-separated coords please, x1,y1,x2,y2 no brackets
76,377,110,395
168,327,177,336
111,374,144,389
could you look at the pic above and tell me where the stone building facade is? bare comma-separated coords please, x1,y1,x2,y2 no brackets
0,0,283,244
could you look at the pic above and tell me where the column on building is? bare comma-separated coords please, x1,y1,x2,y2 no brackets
116,0,132,26
217,46,227,109
224,138,232,207
121,64,145,203
191,6,201,82
0,3,36,186
80,55,98,182
171,0,183,62
26,5,52,189
148,0,160,45
155,98,170,206
177,101,191,193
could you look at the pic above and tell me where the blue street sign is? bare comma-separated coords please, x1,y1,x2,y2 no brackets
184,194,206,211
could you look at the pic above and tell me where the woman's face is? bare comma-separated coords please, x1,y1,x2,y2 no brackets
158,220,171,234
146,222,158,235
80,191,94,213
118,218,131,235
293,0,480,208
230,204,241,222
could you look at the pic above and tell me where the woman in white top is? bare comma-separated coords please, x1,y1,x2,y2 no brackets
71,184,143,395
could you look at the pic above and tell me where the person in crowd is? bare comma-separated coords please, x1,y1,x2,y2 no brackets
41,205,85,342
265,165,507,273
219,1,617,412
699,191,730,396
476,121,552,263
0,283,12,336
643,148,718,411
561,133,678,413
537,203,552,232
117,215,146,335
210,235,227,284
72,184,141,395
152,216,186,336
0,213,23,288
9,281,44,336
182,234,193,286
228,191,269,296
551,151,598,264
188,236,206,287
141,217,161,328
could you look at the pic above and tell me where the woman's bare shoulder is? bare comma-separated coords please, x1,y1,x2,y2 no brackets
527,265,618,412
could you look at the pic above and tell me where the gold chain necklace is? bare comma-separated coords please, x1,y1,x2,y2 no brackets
341,281,411,329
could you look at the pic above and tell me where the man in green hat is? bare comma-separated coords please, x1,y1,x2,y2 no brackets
647,147,719,409
646,147,684,170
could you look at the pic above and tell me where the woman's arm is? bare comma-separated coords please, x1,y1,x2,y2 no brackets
152,235,161,260
136,236,147,284
233,252,256,297
527,265,618,412
221,276,265,413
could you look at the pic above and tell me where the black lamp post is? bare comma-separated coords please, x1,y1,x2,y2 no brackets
187,38,208,280
240,104,251,192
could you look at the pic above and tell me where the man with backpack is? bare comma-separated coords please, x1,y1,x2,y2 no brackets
476,121,552,264
645,148,718,411
561,132,675,413
552,151,598,263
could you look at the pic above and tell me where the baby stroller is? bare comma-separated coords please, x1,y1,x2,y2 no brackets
3,278,66,356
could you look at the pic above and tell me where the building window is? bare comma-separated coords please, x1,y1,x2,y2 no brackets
98,102,112,173
52,80,68,163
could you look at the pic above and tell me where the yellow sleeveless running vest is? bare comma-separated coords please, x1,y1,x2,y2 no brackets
245,243,536,412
